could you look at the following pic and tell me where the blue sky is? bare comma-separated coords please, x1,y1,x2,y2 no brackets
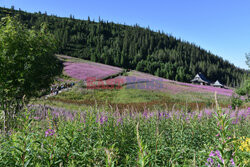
1,0,249,69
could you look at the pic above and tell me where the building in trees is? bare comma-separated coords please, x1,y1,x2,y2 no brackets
191,73,211,85
213,80,224,88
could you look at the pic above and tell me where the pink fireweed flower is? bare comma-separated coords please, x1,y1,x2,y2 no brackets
158,112,165,120
142,111,149,119
45,129,55,137
215,150,220,156
232,152,235,156
198,111,203,119
209,151,216,157
207,157,214,164
230,158,235,166
149,112,154,118
215,150,224,163
100,115,108,124
33,116,40,120
206,150,225,166
232,118,240,125
116,117,123,126
165,113,170,119
96,114,108,124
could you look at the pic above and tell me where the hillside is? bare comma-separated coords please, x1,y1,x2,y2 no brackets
1,5,249,167
40,55,239,111
58,55,234,96
0,7,248,87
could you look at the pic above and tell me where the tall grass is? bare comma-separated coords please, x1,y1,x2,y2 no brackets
0,103,249,166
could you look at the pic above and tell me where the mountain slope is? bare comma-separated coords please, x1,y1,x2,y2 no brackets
59,55,234,97
47,55,235,111
0,7,248,87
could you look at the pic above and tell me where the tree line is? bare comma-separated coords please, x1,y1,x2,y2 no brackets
0,7,248,87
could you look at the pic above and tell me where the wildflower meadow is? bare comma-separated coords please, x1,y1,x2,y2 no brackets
0,6,249,167
0,96,249,166
64,61,123,80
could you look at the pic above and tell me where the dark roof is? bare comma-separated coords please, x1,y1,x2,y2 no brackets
213,80,224,86
191,73,210,83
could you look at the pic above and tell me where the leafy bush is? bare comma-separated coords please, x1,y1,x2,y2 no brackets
0,17,62,131
231,96,243,110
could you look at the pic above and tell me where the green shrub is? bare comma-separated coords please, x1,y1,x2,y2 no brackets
231,96,243,110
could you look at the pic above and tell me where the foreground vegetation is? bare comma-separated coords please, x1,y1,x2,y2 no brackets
0,102,249,166
0,10,249,167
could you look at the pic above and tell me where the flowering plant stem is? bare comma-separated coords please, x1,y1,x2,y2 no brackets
211,92,236,167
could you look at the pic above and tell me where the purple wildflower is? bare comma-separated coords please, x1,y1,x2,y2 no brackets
215,150,224,163
96,114,108,124
165,113,170,119
143,111,148,119
116,117,123,126
230,158,235,166
181,113,186,119
149,112,154,118
207,157,213,164
207,150,225,166
209,151,216,157
232,118,238,125
33,116,40,120
198,111,203,119
215,150,220,157
45,129,55,137
158,112,164,120
100,115,106,124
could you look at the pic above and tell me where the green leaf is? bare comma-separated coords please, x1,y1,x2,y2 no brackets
24,158,33,167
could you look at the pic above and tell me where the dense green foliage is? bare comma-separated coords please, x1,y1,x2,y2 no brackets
0,106,249,166
0,7,248,87
0,17,63,131
236,79,250,98
235,54,250,98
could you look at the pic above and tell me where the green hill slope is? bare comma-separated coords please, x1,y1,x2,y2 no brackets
0,7,248,87
41,55,237,111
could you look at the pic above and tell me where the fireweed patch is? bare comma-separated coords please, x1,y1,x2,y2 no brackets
0,104,249,166
64,61,123,80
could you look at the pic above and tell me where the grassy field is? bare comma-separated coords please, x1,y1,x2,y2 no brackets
44,84,234,112
43,55,239,111
1,55,249,166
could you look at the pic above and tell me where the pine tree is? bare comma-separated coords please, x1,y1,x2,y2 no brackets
91,53,96,62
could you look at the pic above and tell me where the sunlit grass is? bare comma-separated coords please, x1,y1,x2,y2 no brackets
47,86,232,111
